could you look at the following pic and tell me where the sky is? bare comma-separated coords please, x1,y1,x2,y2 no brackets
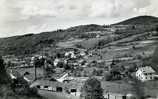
0,0,158,37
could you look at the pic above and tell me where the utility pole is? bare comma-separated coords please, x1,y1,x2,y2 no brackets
34,57,37,81
43,59,47,78
42,47,46,78
34,61,37,80
108,93,110,99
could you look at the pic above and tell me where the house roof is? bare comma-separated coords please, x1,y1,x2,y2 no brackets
30,79,84,90
138,66,155,73
30,79,65,88
66,81,84,90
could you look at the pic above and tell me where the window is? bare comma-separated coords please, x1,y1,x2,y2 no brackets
122,96,126,99
44,86,48,88
56,87,63,92
144,73,147,76
36,85,40,89
145,77,147,79
71,89,77,93
49,78,57,81
149,73,152,75
141,77,143,80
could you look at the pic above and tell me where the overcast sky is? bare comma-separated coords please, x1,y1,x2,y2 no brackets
0,0,158,37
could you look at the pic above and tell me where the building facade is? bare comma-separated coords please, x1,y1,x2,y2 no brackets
136,66,155,82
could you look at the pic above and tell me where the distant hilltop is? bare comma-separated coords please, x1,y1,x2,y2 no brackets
115,16,158,25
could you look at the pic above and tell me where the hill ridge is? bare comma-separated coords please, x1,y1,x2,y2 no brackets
115,15,158,25
0,15,158,55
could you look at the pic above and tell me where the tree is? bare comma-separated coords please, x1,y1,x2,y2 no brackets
34,58,45,68
152,46,158,71
92,69,103,76
80,77,104,99
10,76,38,96
103,72,112,81
110,69,121,80
0,56,5,70
127,64,137,73
0,56,10,84
156,27,158,32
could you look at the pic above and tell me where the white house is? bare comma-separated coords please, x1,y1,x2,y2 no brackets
65,51,76,58
136,66,155,82
53,58,60,67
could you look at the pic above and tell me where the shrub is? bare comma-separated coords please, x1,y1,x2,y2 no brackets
80,77,104,99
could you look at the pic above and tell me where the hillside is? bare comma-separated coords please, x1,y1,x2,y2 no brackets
0,24,105,55
115,16,158,25
0,16,158,56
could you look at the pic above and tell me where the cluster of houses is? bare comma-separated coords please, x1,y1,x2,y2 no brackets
8,65,158,99
52,48,88,69
30,78,84,96
4,46,158,99
29,75,138,99
26,65,157,99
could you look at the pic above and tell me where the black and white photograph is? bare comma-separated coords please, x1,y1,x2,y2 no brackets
0,0,158,99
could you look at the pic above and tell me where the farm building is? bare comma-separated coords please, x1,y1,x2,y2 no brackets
65,51,76,58
30,79,83,96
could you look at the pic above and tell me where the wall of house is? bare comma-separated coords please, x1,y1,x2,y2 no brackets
36,84,81,96
136,70,155,81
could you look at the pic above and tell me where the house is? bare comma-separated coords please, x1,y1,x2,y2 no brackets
65,51,76,59
54,58,68,67
96,34,100,38
30,55,46,66
30,80,65,92
53,58,60,67
66,80,83,96
80,51,86,56
136,66,156,82
55,68,64,74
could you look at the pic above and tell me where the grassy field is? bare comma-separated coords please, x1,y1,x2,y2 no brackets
57,39,84,48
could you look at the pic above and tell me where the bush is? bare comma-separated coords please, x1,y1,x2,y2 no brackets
80,77,104,99
0,56,10,84
103,72,112,81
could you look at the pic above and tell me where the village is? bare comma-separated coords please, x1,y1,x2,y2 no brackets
1,0,158,98
2,23,158,99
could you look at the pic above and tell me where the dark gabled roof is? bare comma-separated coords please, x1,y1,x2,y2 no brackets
31,79,64,88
